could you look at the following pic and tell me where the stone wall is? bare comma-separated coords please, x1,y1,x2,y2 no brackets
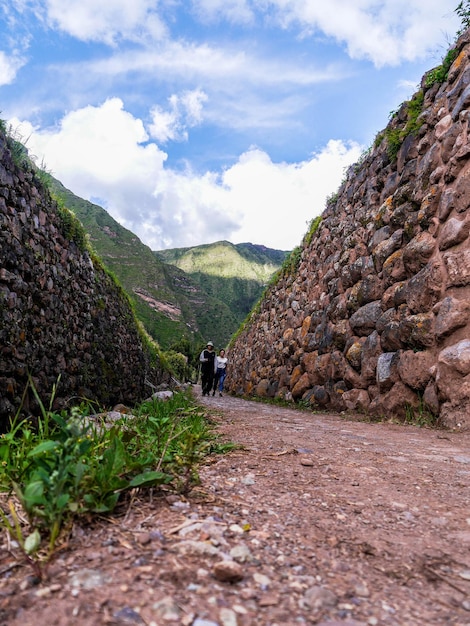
227,31,470,429
0,130,169,430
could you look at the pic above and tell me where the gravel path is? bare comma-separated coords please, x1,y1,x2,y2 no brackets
1,389,469,626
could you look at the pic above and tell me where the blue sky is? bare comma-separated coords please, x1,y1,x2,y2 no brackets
0,0,461,251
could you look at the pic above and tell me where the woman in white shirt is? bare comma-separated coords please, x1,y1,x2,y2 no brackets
213,349,228,396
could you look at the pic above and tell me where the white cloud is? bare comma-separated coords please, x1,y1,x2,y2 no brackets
264,0,459,66
11,102,361,252
87,38,339,87
44,0,167,45
74,39,344,137
190,0,459,67
41,37,344,146
6,0,458,66
133,139,362,251
216,140,363,249
0,51,26,86
148,89,208,143
181,89,208,125
191,0,255,25
148,107,178,144
10,98,167,223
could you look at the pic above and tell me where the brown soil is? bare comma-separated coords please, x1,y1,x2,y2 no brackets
1,388,470,626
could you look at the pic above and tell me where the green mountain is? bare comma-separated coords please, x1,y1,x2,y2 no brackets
156,241,287,337
48,177,287,350
48,176,205,349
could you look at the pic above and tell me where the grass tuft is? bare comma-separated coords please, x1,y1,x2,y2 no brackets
0,380,231,577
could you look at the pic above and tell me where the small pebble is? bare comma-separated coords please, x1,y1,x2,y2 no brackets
137,532,151,546
213,560,244,583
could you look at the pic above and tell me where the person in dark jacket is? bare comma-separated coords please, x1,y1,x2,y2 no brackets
199,341,216,396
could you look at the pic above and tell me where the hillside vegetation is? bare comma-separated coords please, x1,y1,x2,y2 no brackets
156,241,287,340
48,177,204,350
48,177,287,353
157,241,285,279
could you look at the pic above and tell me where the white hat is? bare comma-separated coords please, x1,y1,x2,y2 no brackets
207,341,214,346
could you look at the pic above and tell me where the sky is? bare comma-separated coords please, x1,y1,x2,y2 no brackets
0,1,462,252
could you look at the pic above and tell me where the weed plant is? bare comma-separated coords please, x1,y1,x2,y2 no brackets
385,90,424,161
403,398,439,428
425,48,459,88
456,1,470,36
0,382,229,576
303,216,322,248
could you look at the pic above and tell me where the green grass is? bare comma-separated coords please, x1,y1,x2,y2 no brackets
385,89,425,161
425,47,459,88
403,396,439,428
0,382,232,577
303,216,322,248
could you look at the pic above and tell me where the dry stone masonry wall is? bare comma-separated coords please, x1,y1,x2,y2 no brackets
0,131,169,430
227,31,470,429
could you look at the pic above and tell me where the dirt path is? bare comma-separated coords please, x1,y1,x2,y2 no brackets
1,390,470,626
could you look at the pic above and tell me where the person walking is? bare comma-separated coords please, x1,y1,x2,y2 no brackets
212,348,228,396
199,341,216,396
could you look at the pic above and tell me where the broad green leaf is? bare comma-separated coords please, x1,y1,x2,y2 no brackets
24,529,41,555
129,471,172,488
87,492,120,513
23,480,45,505
28,440,59,457
56,493,70,510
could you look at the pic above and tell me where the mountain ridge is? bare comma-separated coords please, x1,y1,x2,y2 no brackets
47,176,287,351
156,240,287,279
156,241,288,339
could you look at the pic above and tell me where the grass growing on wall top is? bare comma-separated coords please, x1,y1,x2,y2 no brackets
425,47,459,88
303,216,322,248
384,89,425,162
